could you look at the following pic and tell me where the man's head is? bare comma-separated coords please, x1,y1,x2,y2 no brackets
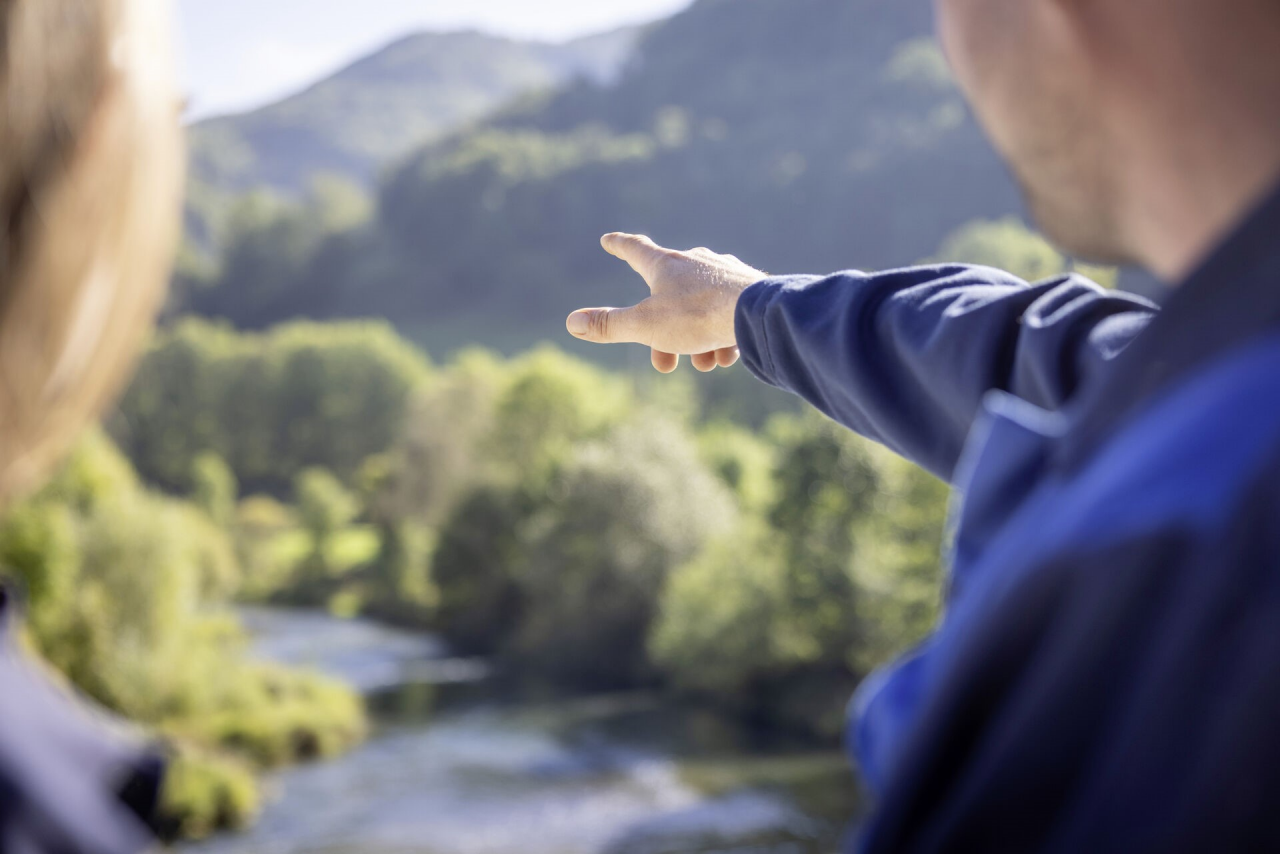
0,0,183,507
936,0,1280,279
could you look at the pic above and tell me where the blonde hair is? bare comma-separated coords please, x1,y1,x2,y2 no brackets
0,0,184,507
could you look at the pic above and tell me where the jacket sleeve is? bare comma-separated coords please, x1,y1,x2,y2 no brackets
734,265,1157,480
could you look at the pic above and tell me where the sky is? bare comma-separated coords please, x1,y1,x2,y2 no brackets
177,0,695,120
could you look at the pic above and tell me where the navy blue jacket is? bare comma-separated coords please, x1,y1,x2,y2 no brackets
735,183,1280,853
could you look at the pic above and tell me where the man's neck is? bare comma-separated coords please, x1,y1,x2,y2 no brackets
1128,127,1280,284
1115,15,1280,283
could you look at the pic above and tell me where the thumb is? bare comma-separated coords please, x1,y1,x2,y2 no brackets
566,304,650,345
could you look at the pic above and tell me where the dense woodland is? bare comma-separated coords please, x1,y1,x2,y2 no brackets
0,0,1118,841
176,0,1027,356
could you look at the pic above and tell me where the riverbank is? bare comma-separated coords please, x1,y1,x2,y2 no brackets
180,607,863,854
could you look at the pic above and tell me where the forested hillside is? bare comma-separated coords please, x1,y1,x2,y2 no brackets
179,0,1026,357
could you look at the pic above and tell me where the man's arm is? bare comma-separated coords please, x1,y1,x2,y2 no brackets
736,265,1156,479
567,234,1156,480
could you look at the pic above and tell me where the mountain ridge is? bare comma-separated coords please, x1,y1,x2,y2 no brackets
188,26,643,197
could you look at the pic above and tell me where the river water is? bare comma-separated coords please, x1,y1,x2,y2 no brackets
177,608,862,854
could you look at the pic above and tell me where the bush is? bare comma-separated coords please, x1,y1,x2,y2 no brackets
158,747,259,841
696,421,777,513
431,485,531,654
295,469,358,554
653,414,949,738
367,346,631,533
0,433,369,840
765,412,881,661
232,495,298,600
510,417,736,687
178,503,243,601
651,520,789,696
191,451,238,528
851,448,950,671
166,664,366,768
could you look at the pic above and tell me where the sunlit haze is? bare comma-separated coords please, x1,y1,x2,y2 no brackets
178,0,695,120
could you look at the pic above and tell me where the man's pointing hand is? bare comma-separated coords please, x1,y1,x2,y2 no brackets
566,233,767,373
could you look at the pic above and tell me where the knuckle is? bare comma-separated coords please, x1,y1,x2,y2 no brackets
653,250,683,277
590,310,611,340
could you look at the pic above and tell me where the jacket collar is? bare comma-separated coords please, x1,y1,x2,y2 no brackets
1057,178,1280,472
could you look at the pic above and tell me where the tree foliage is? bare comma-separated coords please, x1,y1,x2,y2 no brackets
933,217,1066,282
0,432,366,838
933,216,1119,287
108,317,956,743
652,413,951,736
111,318,432,495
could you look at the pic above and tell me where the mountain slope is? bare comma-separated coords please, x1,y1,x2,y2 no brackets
188,28,642,196
185,0,1025,360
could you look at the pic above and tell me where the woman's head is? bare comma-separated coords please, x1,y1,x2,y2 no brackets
0,0,183,507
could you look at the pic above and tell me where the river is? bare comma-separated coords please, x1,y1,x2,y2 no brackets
176,608,863,854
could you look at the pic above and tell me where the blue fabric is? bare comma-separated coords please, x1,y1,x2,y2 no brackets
0,587,163,854
735,185,1280,852
736,265,1156,481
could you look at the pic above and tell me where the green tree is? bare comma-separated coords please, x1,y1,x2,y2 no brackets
696,420,777,513
766,412,880,661
191,451,237,528
112,319,432,495
651,518,788,696
294,467,358,572
512,417,735,687
934,217,1066,282
654,414,926,737
484,346,633,478
852,449,950,671
430,484,531,655
369,522,437,615
184,178,373,328
363,348,507,530
934,217,1120,287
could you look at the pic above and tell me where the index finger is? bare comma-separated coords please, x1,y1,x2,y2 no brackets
601,232,667,280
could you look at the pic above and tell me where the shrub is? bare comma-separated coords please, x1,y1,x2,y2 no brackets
851,448,950,671
0,433,369,840
510,417,736,687
294,467,358,577
191,451,238,528
158,747,259,841
167,664,366,768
